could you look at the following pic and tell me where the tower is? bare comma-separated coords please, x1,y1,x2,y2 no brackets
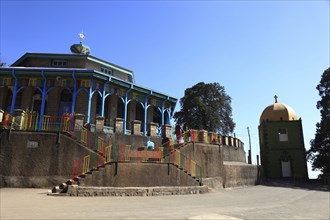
258,96,308,179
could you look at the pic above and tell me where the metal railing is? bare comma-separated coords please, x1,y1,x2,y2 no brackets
69,123,111,154
179,129,243,148
71,145,203,183
71,154,105,179
1,112,75,133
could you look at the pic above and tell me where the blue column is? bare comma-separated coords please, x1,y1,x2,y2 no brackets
87,84,94,124
123,97,128,134
143,103,148,136
143,92,152,136
123,87,132,134
10,70,17,115
101,78,112,117
101,90,106,117
71,71,77,114
38,70,48,130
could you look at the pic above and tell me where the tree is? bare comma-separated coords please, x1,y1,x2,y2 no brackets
173,82,235,135
308,68,330,179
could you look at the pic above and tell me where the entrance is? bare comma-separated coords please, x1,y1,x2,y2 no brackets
281,160,292,177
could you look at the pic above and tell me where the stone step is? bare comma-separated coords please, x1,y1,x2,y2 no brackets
48,185,209,197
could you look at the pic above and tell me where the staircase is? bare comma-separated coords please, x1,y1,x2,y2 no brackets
50,130,203,195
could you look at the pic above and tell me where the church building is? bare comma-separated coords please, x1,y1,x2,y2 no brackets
258,96,308,179
0,34,177,136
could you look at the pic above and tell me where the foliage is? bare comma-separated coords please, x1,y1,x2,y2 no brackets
173,82,235,135
308,68,330,179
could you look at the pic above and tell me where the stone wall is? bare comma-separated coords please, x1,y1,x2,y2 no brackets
179,143,223,178
0,130,259,189
222,145,246,163
178,143,247,178
0,130,94,187
78,163,200,187
222,162,261,188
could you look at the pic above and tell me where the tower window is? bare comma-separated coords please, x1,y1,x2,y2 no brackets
278,128,288,142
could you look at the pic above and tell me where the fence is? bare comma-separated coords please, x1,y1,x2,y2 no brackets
1,112,14,128
185,129,243,148
1,112,75,133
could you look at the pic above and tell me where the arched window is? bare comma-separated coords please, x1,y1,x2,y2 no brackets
164,109,170,125
104,96,111,126
58,89,72,116
96,93,102,116
153,106,161,125
117,98,124,119
32,90,47,114
5,89,13,112
136,102,144,132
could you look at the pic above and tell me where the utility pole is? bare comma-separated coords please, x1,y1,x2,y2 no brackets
247,127,252,164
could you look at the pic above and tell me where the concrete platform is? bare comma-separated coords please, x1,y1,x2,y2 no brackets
49,185,209,197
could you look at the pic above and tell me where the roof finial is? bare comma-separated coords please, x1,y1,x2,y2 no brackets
274,95,278,103
70,32,91,55
78,32,86,44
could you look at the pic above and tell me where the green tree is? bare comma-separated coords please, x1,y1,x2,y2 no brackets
308,68,330,179
173,82,235,135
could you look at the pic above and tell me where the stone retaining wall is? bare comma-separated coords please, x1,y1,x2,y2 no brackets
223,162,261,188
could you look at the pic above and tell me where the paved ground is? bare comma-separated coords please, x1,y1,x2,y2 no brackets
1,185,329,220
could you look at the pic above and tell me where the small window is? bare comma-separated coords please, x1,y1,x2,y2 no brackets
28,78,37,86
127,74,133,83
52,60,67,67
278,128,288,142
2,78,12,86
80,80,90,88
101,67,113,75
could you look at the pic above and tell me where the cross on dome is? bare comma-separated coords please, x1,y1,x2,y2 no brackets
78,32,86,44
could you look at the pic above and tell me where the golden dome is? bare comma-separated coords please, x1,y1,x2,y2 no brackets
259,96,298,124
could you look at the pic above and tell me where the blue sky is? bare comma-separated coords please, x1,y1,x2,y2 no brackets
1,0,329,178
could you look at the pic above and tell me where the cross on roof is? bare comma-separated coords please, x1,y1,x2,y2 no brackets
274,95,278,103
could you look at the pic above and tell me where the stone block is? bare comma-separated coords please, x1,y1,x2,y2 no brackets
115,118,124,133
162,124,172,139
74,113,85,130
148,122,158,136
131,120,142,135
95,116,104,132
0,109,4,122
